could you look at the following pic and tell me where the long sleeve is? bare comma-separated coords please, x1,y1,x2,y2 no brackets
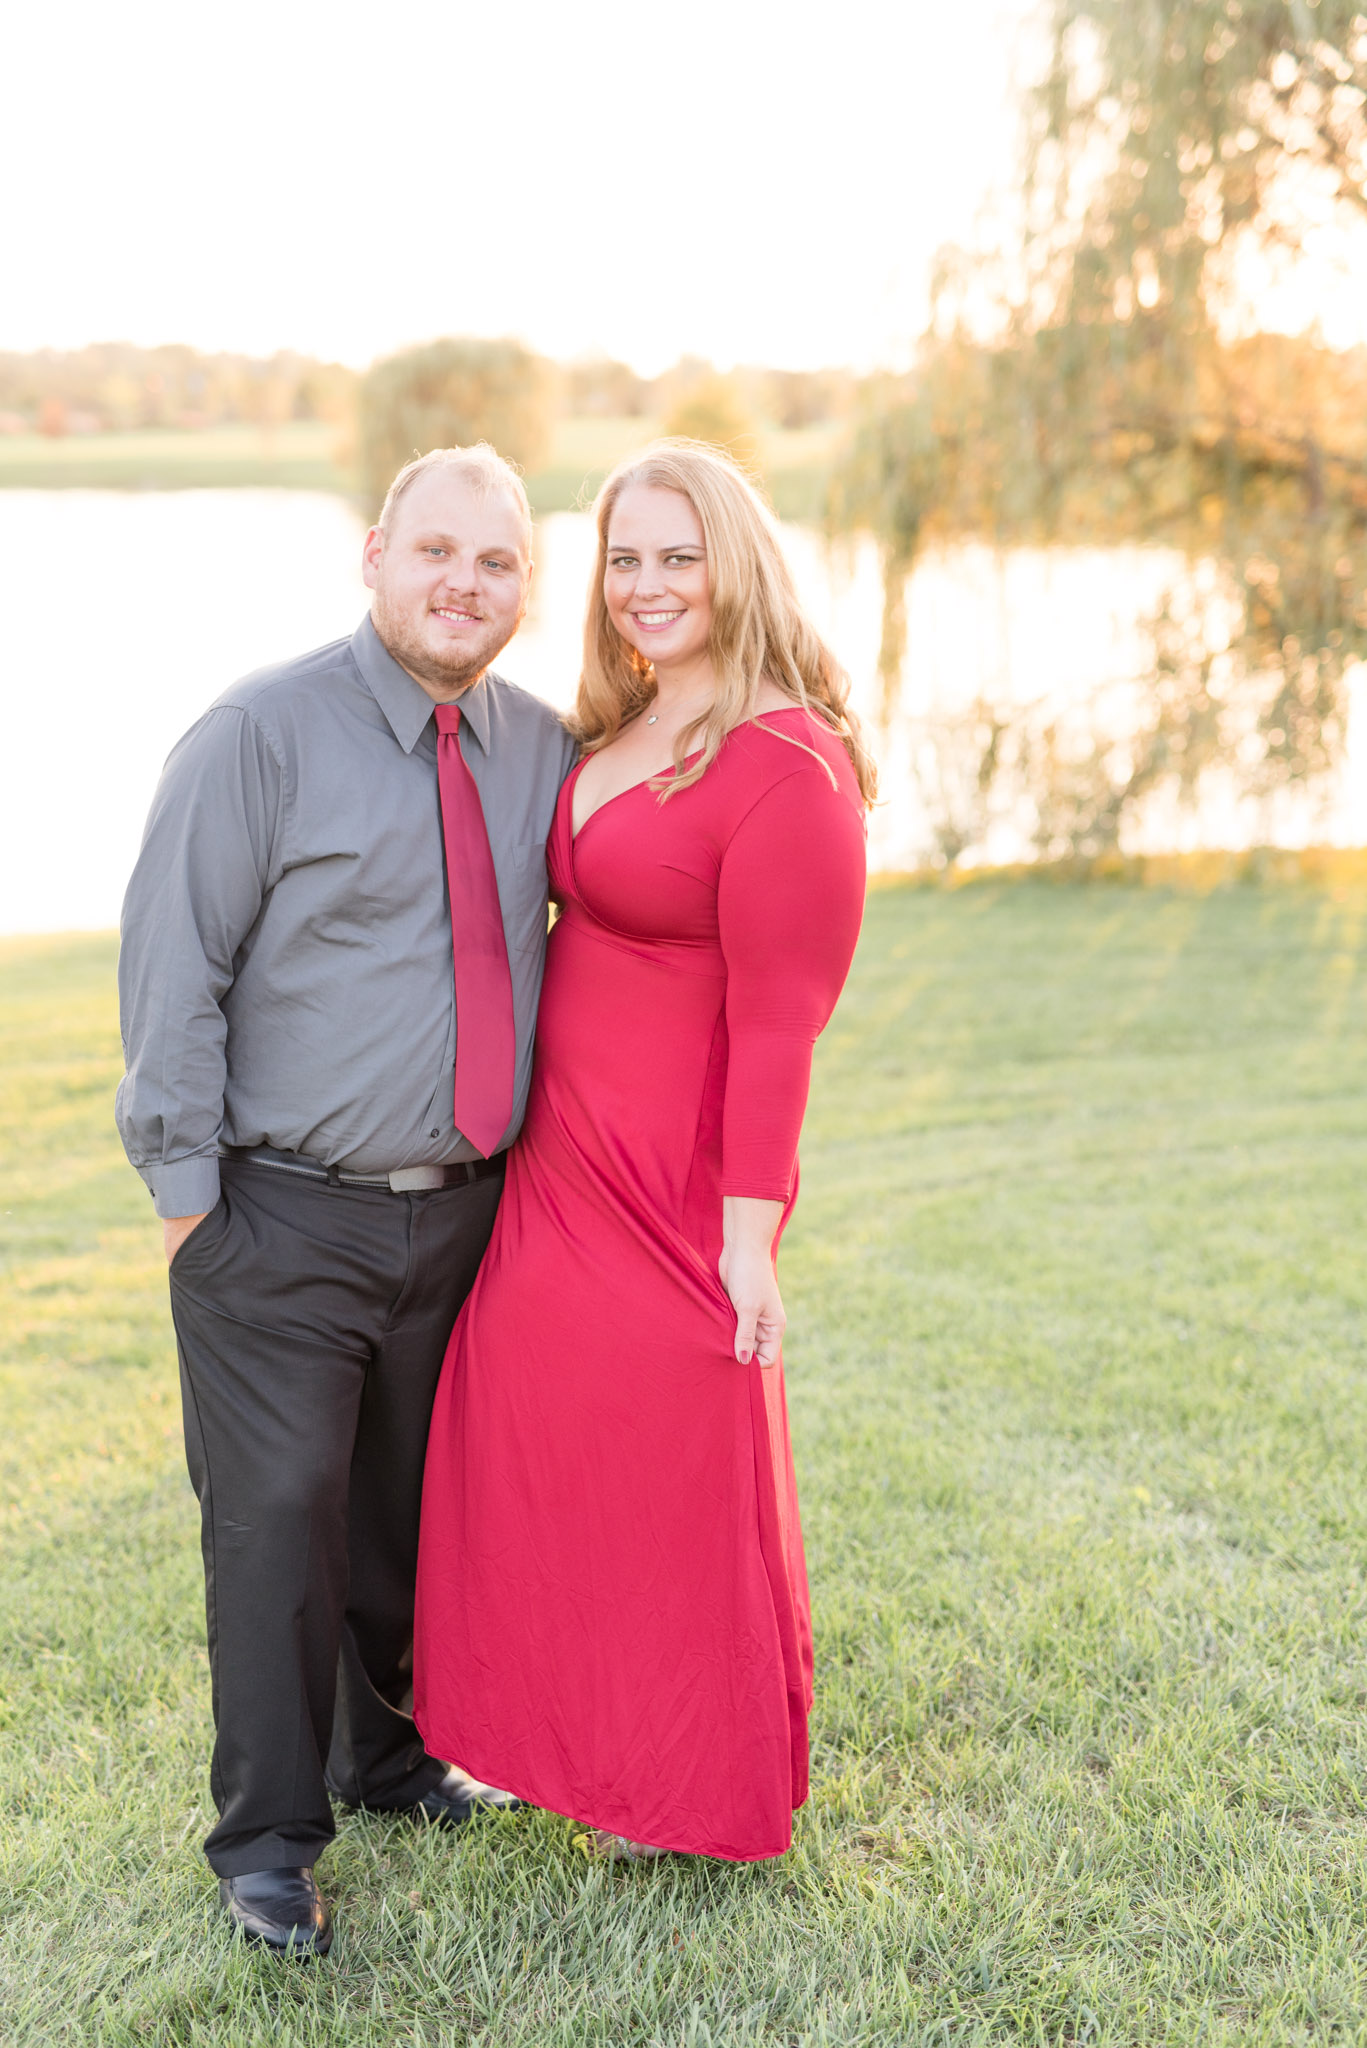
716,762,867,1200
115,706,284,1218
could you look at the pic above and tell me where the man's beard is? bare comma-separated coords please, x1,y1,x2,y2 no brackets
371,587,520,692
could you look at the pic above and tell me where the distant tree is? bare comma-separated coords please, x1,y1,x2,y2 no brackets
663,374,762,476
565,356,650,417
831,0,1367,859
0,343,357,434
97,371,143,431
650,356,716,416
292,359,358,425
762,368,856,429
356,337,555,515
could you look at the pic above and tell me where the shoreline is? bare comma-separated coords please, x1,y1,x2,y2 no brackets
0,418,835,521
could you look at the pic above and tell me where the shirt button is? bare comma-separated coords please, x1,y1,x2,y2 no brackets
430,1129,440,1138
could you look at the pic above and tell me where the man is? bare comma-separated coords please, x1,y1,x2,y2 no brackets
116,444,577,1956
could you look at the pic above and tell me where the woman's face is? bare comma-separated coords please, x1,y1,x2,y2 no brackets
603,485,712,674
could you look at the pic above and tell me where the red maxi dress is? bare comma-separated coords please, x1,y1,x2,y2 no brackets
414,708,867,1860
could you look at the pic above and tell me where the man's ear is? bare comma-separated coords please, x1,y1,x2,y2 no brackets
361,525,384,591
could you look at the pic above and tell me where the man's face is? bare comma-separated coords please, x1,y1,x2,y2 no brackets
363,469,531,698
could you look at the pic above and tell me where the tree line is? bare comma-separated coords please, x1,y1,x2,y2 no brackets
0,342,854,459
0,344,356,437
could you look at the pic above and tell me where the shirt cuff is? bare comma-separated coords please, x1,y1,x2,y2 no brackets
140,1153,222,1220
720,1175,795,1202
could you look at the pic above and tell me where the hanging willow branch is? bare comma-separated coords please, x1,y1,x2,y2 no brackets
831,0,1367,854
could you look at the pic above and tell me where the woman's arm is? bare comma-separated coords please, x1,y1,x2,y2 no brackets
715,762,867,1363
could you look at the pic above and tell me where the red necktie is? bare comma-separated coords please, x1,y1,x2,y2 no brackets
434,702,516,1157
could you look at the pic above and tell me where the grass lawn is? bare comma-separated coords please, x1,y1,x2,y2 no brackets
3,876,1367,2044
0,419,839,520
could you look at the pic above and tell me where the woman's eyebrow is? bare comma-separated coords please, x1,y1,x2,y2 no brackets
606,539,706,552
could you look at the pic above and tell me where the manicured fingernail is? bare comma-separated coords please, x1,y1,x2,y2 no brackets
740,1349,752,1364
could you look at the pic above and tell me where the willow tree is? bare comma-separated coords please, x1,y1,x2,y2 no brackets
833,0,1367,856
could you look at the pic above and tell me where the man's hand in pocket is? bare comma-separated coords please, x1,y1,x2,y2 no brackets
164,1211,212,1264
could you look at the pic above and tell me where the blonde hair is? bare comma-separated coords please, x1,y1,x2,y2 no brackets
573,439,877,804
378,443,532,551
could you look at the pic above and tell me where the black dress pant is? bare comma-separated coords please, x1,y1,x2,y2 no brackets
167,1156,503,1876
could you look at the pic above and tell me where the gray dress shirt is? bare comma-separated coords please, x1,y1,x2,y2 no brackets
116,615,579,1218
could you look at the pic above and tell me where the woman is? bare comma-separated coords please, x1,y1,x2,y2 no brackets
414,441,874,1861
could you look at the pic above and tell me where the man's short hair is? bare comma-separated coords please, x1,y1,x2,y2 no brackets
378,444,533,551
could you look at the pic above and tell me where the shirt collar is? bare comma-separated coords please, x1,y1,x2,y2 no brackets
350,614,493,756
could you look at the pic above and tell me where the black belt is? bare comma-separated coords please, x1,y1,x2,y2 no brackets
219,1144,506,1192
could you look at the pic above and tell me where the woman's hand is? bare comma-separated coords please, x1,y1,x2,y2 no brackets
719,1196,786,1367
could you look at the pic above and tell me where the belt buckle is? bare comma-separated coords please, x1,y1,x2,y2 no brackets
387,1165,448,1193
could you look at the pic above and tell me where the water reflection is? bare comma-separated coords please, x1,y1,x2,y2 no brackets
1,490,1362,934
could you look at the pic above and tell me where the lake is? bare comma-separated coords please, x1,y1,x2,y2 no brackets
2,489,1363,933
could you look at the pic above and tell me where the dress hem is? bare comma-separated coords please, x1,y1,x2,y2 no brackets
413,1717,805,1864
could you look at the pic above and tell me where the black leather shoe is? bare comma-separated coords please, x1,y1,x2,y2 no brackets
409,1765,524,1826
219,1866,333,1956
330,1765,525,1826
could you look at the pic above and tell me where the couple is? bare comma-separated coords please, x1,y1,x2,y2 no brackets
116,437,874,1956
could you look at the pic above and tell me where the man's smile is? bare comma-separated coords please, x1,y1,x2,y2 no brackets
432,606,483,625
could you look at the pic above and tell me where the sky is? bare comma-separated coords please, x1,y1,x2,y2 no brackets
7,0,1365,376
5,0,1029,374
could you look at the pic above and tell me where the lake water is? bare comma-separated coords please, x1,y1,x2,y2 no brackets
2,489,1364,933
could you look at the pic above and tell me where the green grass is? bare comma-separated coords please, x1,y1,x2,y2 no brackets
0,419,839,519
4,877,1367,2044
